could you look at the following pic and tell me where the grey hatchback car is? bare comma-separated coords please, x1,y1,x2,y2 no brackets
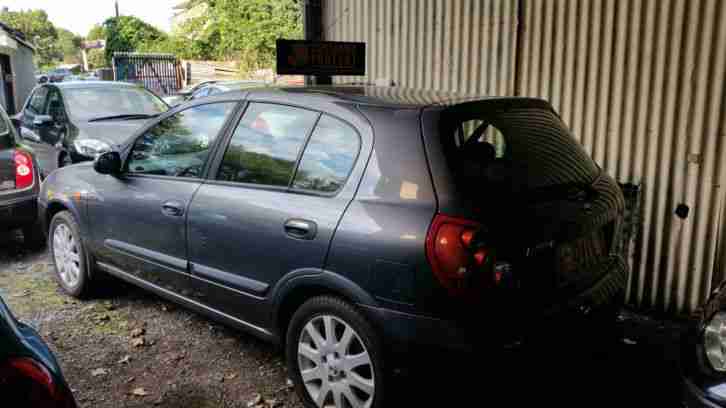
39,86,628,408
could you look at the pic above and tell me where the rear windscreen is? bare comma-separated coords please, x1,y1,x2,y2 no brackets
441,104,599,195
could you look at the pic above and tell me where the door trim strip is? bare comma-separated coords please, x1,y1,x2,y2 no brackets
96,261,274,340
190,262,269,297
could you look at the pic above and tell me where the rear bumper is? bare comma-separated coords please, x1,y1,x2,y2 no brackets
366,255,628,353
0,194,38,229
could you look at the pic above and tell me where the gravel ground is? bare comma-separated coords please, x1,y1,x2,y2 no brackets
0,231,301,408
0,230,689,407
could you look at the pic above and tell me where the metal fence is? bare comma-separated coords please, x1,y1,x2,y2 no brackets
112,52,183,96
322,0,726,315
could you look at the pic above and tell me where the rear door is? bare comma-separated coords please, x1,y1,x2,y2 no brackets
186,102,362,327
88,101,238,295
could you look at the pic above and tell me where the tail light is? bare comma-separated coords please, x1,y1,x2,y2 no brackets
14,150,34,189
426,214,497,298
0,357,76,407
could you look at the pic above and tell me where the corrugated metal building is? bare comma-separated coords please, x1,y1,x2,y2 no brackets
318,0,726,315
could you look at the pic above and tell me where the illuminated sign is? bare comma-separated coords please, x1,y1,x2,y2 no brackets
276,40,365,76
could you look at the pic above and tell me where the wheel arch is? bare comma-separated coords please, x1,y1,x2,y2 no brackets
272,270,380,346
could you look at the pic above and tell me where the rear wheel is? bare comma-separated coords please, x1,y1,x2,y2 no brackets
49,211,92,298
286,296,385,408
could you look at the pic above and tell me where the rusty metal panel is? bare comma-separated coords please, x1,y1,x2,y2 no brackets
321,0,726,314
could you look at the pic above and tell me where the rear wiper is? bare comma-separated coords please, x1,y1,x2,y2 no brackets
88,113,160,122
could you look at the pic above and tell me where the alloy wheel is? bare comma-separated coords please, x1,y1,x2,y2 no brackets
298,315,375,408
53,223,81,288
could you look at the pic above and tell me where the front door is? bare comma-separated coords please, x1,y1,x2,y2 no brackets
187,103,363,327
87,101,237,294
19,86,55,174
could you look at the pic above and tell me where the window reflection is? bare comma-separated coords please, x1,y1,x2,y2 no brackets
128,102,234,178
217,103,318,187
292,115,360,193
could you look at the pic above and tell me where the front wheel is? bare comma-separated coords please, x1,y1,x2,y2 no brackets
286,296,385,408
49,211,92,298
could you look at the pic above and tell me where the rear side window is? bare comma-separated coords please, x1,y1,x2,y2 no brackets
442,104,599,195
292,115,360,193
216,103,319,187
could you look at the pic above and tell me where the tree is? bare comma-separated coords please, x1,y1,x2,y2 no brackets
203,0,302,73
104,15,167,64
57,28,82,64
85,24,107,68
0,9,60,69
141,0,302,74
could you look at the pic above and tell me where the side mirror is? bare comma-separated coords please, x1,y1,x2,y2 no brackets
94,151,122,175
33,115,53,126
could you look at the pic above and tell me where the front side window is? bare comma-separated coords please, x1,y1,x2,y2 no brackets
28,87,48,114
217,103,319,187
292,115,360,193
127,102,236,179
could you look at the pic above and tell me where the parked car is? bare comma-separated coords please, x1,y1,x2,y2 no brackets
682,281,726,407
36,72,49,84
39,86,628,408
162,80,267,106
13,81,169,176
0,105,43,247
47,68,73,83
0,295,77,407
161,80,217,106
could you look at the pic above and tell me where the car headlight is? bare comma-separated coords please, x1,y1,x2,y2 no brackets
705,312,726,371
74,139,111,158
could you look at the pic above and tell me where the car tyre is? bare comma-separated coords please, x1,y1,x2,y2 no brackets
21,220,45,249
286,296,385,408
49,211,92,298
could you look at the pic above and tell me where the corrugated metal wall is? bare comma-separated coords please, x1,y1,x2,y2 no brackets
322,0,518,94
321,0,726,314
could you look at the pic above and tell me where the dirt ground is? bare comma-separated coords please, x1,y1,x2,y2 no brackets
0,231,301,408
0,230,690,407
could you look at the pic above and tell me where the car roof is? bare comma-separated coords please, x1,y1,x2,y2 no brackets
213,85,535,109
51,81,141,90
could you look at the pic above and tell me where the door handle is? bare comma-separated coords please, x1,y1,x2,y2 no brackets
161,201,185,217
284,219,317,240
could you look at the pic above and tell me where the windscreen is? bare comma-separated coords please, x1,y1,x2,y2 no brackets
442,103,599,196
64,86,169,121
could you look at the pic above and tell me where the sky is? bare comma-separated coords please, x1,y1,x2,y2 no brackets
0,0,180,36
